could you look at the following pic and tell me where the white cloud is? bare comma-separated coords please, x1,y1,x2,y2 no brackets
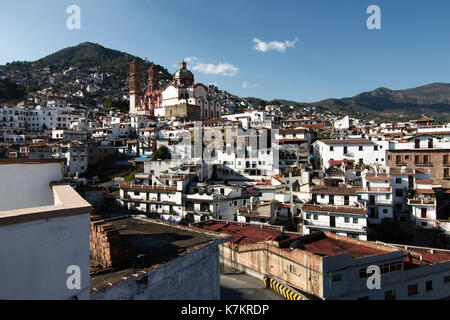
253,37,299,53
242,81,259,88
184,57,198,64
184,57,239,76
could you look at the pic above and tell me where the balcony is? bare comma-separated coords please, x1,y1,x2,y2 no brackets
415,163,433,167
407,198,436,206
304,221,366,233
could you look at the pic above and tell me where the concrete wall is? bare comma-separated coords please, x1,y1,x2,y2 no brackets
91,241,221,300
219,241,325,298
322,251,450,300
0,162,63,211
0,214,91,300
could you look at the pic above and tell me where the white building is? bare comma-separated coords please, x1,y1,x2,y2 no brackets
313,138,389,170
305,185,368,240
0,159,92,299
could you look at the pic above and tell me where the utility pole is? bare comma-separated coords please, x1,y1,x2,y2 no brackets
289,171,294,229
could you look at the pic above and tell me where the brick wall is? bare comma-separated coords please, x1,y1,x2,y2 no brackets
386,150,450,187
90,215,125,268
219,240,324,298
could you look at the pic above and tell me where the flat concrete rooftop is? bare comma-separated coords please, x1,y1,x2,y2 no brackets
90,216,230,291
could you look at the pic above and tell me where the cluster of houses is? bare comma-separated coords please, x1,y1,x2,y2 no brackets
2,61,450,247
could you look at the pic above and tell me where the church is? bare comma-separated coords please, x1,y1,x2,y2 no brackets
129,59,221,120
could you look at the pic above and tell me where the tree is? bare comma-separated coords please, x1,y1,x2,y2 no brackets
152,145,171,160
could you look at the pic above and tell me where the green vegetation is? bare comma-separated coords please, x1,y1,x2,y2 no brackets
124,169,140,183
152,145,171,160
3,42,172,81
0,78,26,101
104,98,129,113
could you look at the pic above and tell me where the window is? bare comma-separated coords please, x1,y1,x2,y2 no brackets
415,155,420,164
290,265,296,273
360,262,401,279
313,215,318,220
426,280,433,292
445,168,450,178
333,274,342,282
345,217,350,223
306,214,311,220
374,146,378,151
444,275,450,283
396,178,402,184
396,189,403,197
421,208,427,219
383,209,388,214
330,146,334,151
385,289,396,300
353,218,358,224
415,139,420,148
444,155,449,165
408,284,418,296
359,146,363,151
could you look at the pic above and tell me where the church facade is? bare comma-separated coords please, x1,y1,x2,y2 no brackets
129,60,221,120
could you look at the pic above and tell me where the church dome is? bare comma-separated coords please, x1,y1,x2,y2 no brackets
174,61,194,81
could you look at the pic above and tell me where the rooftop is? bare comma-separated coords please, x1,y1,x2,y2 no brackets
311,185,357,195
192,220,296,245
0,183,92,227
320,139,374,145
300,233,392,258
90,216,229,291
302,204,366,216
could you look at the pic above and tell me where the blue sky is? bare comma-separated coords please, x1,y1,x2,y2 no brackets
0,0,449,102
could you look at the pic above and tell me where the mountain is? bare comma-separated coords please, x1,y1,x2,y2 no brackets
3,42,172,80
1,42,449,122
310,83,450,122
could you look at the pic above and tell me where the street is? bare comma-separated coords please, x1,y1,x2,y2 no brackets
220,273,284,300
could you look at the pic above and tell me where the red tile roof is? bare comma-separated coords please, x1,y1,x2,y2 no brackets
311,185,357,195
364,173,390,181
302,237,389,258
416,116,435,123
193,220,286,244
415,180,432,184
414,188,435,194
